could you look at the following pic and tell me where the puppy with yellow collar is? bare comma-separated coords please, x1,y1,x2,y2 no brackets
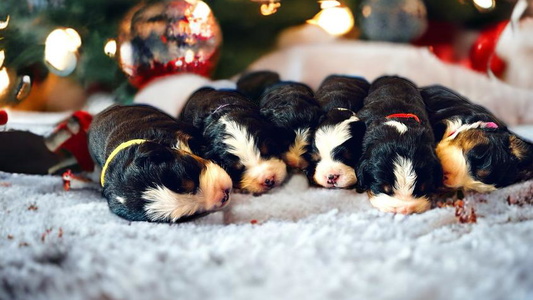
88,104,232,222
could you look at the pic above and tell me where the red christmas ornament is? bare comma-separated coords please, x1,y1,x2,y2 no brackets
0,110,8,126
414,20,508,77
469,21,509,78
117,0,222,89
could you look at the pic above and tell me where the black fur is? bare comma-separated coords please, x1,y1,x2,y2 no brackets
179,87,287,193
258,81,323,170
236,70,281,102
421,85,533,189
356,76,442,200
88,104,230,222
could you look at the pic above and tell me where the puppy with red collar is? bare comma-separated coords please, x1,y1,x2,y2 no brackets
356,76,442,214
179,87,288,194
88,104,232,222
421,85,533,192
309,74,368,188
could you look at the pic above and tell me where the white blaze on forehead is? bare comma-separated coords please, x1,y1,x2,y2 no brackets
393,156,417,197
219,116,287,193
220,116,261,168
367,155,429,214
315,115,359,160
384,120,408,134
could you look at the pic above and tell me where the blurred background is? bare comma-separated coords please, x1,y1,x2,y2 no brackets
0,0,530,111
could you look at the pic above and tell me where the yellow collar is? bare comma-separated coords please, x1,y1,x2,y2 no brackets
100,139,147,186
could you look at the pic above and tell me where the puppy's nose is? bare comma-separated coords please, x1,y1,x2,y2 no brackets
264,178,275,188
327,174,340,184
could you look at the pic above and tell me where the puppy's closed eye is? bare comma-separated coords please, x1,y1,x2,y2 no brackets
476,169,491,179
381,184,393,195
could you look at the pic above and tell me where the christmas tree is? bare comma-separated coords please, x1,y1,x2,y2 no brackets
0,0,516,110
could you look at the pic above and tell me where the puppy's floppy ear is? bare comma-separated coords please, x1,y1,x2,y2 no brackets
136,143,175,165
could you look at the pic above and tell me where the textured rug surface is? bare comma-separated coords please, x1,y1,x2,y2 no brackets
1,168,533,300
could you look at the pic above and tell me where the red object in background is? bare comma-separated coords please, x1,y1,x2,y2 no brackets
413,20,508,77
469,21,509,77
117,0,222,89
46,111,94,172
0,110,8,125
130,52,219,89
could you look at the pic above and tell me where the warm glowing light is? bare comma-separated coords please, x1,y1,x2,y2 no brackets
45,28,82,52
0,50,4,68
119,42,134,76
319,0,341,9
44,28,82,75
261,2,281,15
473,0,495,11
308,5,354,36
0,67,10,97
16,75,31,101
104,39,117,57
192,1,211,19
184,49,195,63
0,15,9,30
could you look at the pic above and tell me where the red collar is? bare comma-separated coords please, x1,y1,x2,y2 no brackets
385,113,420,123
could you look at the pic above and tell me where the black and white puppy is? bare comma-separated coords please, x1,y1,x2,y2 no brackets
421,85,533,192
309,74,368,188
356,76,442,214
258,81,323,171
88,104,232,222
179,87,287,194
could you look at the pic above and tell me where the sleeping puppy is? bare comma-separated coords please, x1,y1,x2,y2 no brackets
88,104,232,222
179,87,287,194
421,85,533,192
258,81,323,171
309,74,368,188
236,70,281,102
356,76,442,214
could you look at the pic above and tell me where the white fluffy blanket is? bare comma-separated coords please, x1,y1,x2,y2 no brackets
1,170,533,300
2,36,533,300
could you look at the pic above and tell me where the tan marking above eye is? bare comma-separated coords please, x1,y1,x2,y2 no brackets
260,143,269,155
381,184,393,194
453,130,489,152
182,179,196,192
476,169,491,179
509,135,527,160
310,152,321,162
